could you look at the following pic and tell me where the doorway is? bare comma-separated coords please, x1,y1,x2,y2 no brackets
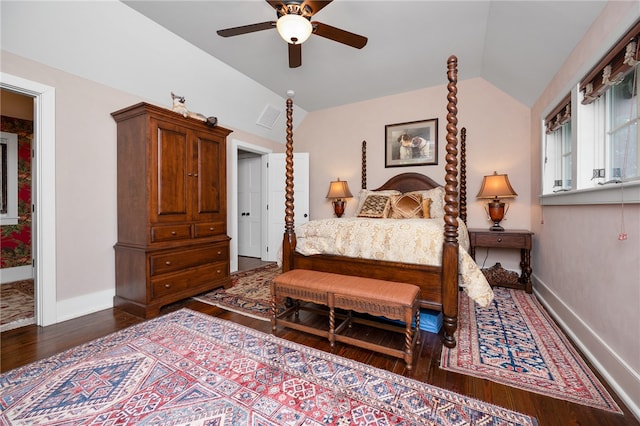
228,140,272,273
1,73,57,327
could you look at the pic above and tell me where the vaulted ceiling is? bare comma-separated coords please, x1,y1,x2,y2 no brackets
124,0,607,112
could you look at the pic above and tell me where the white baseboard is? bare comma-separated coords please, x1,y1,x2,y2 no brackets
1,265,33,284
55,289,115,323
532,274,640,421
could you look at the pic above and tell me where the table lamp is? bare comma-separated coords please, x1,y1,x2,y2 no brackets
326,178,353,218
476,171,517,231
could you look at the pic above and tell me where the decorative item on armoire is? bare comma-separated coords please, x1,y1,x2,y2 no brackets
476,171,518,231
326,178,353,217
170,92,218,127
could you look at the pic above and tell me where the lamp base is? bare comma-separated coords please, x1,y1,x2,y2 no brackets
487,200,505,232
333,200,345,218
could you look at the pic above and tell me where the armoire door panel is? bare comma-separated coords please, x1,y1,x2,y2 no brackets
194,134,224,220
154,123,189,222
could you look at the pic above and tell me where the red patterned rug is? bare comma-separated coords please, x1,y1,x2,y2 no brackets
194,263,282,320
440,287,622,414
0,309,537,425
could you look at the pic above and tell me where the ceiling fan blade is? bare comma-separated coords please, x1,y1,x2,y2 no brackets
312,22,367,49
289,43,302,68
266,1,332,17
217,21,275,37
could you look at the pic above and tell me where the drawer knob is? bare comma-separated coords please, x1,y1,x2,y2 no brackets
171,231,177,236
165,261,171,266
497,238,502,242
209,227,215,231
216,270,221,274
217,251,222,255
164,284,171,288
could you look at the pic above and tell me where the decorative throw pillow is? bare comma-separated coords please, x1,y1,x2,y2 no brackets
408,186,445,218
356,189,401,213
422,197,432,219
357,194,392,218
389,193,423,219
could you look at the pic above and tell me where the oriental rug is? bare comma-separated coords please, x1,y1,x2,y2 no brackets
440,287,622,414
194,263,282,321
1,279,35,332
0,309,538,425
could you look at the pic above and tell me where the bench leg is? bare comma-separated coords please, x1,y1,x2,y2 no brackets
270,281,277,333
328,293,336,351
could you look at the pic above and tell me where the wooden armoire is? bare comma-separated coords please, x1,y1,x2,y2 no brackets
112,102,232,318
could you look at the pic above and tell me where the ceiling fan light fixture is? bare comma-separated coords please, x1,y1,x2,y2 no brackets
276,14,312,44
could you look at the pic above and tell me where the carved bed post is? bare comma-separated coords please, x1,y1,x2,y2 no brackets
460,127,467,224
282,95,296,272
361,140,367,189
442,55,460,348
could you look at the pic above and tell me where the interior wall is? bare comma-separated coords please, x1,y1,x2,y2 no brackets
295,76,531,271
0,51,279,320
529,1,640,417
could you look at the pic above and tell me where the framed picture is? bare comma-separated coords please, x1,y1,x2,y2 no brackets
385,118,438,167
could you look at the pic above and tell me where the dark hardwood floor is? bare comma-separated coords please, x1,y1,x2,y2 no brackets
1,257,637,425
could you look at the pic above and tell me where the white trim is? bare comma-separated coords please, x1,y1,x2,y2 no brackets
228,139,272,273
1,73,57,326
533,274,640,421
540,180,640,205
56,289,115,323
0,265,32,284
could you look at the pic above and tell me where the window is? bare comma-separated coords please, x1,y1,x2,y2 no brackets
0,131,19,225
541,19,640,203
543,96,572,193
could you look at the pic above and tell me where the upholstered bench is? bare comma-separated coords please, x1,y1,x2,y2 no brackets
271,269,421,370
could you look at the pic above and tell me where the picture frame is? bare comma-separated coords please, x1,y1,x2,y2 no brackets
385,118,438,167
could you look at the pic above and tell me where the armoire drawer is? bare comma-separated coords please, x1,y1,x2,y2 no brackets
151,224,192,243
150,244,229,276
195,221,226,238
151,261,229,298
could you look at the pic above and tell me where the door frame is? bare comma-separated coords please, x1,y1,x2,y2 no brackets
1,73,57,326
228,139,271,273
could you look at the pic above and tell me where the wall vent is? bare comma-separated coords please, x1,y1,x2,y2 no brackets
256,104,282,129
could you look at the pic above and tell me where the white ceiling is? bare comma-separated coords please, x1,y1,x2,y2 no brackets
123,0,607,112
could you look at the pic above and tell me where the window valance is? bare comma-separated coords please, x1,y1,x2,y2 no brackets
580,19,640,105
545,93,571,134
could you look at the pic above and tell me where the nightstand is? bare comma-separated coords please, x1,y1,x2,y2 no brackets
468,229,533,293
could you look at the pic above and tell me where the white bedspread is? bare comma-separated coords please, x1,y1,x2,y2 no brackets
294,217,494,307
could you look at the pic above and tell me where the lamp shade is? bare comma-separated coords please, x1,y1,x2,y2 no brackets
276,14,312,44
326,179,353,200
476,172,518,200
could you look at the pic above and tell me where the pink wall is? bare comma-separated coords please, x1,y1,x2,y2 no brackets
529,1,640,414
295,75,531,270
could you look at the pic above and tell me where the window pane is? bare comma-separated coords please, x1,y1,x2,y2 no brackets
608,68,639,180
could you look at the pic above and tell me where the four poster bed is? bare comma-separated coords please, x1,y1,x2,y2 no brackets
279,56,493,348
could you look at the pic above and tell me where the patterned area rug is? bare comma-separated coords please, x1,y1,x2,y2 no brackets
1,280,35,332
194,263,282,320
440,287,622,414
0,309,538,425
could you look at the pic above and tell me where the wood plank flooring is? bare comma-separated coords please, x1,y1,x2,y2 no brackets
1,258,637,425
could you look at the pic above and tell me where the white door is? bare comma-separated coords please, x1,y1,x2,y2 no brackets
238,155,262,257
264,153,309,262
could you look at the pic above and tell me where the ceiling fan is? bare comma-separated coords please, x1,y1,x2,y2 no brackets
217,0,368,68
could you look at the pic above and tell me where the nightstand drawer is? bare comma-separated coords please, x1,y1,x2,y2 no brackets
475,233,526,248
